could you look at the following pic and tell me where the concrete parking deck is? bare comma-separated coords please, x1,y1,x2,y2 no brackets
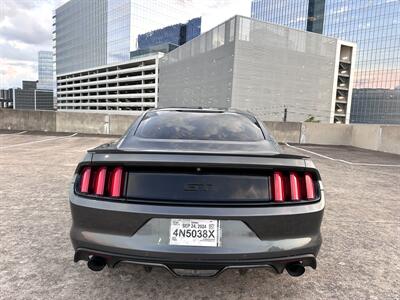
0,132,399,300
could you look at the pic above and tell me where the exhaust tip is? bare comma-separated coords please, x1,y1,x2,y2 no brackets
286,262,305,277
87,256,106,272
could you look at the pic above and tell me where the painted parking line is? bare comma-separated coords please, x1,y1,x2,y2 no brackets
285,143,400,168
0,131,27,136
0,133,78,149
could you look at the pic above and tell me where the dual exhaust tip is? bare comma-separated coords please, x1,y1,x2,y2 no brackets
285,262,305,277
87,256,107,272
87,255,306,277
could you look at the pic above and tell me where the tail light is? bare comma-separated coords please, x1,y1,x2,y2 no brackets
304,172,316,200
109,167,123,197
78,166,125,198
273,171,285,202
80,167,91,193
93,166,107,196
272,171,318,202
289,172,301,201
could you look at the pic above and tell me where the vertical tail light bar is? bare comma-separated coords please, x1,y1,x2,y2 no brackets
109,167,123,197
80,167,91,193
78,165,125,198
273,171,285,202
272,171,317,202
305,172,316,200
289,172,301,201
93,166,107,196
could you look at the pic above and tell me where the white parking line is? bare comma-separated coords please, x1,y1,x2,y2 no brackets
0,130,27,136
0,133,78,149
285,143,400,168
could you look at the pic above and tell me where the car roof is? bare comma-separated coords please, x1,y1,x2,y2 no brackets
148,107,260,123
113,107,281,155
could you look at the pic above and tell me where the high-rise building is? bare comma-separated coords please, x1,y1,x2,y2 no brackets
159,16,356,124
130,17,201,58
12,81,53,111
37,51,53,90
251,0,400,124
136,18,201,50
54,0,131,75
0,89,13,108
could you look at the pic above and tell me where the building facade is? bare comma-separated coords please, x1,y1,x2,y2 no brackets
0,89,13,108
57,54,162,112
137,18,201,50
251,0,400,124
12,81,53,110
37,51,54,90
130,43,179,59
54,0,131,75
159,16,355,124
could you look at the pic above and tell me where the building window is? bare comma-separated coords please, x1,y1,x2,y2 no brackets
239,17,251,41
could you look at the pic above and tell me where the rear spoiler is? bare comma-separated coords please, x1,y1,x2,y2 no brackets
88,147,309,160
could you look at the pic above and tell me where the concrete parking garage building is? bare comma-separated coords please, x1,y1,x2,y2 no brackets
159,16,356,124
56,53,161,112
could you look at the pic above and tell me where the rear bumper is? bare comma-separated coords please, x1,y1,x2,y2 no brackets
70,187,324,275
74,248,316,277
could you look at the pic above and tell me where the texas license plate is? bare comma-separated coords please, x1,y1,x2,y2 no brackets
169,219,220,247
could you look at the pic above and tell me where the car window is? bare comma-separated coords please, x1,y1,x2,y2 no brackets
134,111,265,141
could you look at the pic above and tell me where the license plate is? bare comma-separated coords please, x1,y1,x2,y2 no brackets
169,219,220,247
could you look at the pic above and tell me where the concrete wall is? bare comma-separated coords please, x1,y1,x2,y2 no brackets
263,121,301,143
56,112,111,134
0,109,56,132
351,124,382,151
109,114,137,135
0,109,138,136
378,126,400,154
0,109,399,155
300,123,353,145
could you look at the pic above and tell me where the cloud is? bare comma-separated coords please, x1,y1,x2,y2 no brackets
0,40,39,61
0,0,53,45
0,58,36,88
0,15,51,45
0,0,56,88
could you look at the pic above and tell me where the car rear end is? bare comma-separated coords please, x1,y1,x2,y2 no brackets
70,151,324,277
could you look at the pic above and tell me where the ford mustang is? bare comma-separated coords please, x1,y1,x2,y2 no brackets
70,108,324,277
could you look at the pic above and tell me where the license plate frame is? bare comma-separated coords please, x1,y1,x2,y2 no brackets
169,219,220,247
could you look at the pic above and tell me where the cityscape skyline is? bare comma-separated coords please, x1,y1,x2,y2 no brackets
0,0,252,89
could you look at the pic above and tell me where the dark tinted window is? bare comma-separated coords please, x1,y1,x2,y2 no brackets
134,111,264,141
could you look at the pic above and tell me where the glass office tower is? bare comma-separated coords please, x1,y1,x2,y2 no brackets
137,18,201,50
37,51,53,90
251,0,400,124
54,0,130,74
251,0,309,31
107,0,131,64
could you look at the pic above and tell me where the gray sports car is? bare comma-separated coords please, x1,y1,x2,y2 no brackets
70,108,324,277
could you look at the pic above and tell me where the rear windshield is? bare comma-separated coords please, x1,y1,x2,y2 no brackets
134,111,264,141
